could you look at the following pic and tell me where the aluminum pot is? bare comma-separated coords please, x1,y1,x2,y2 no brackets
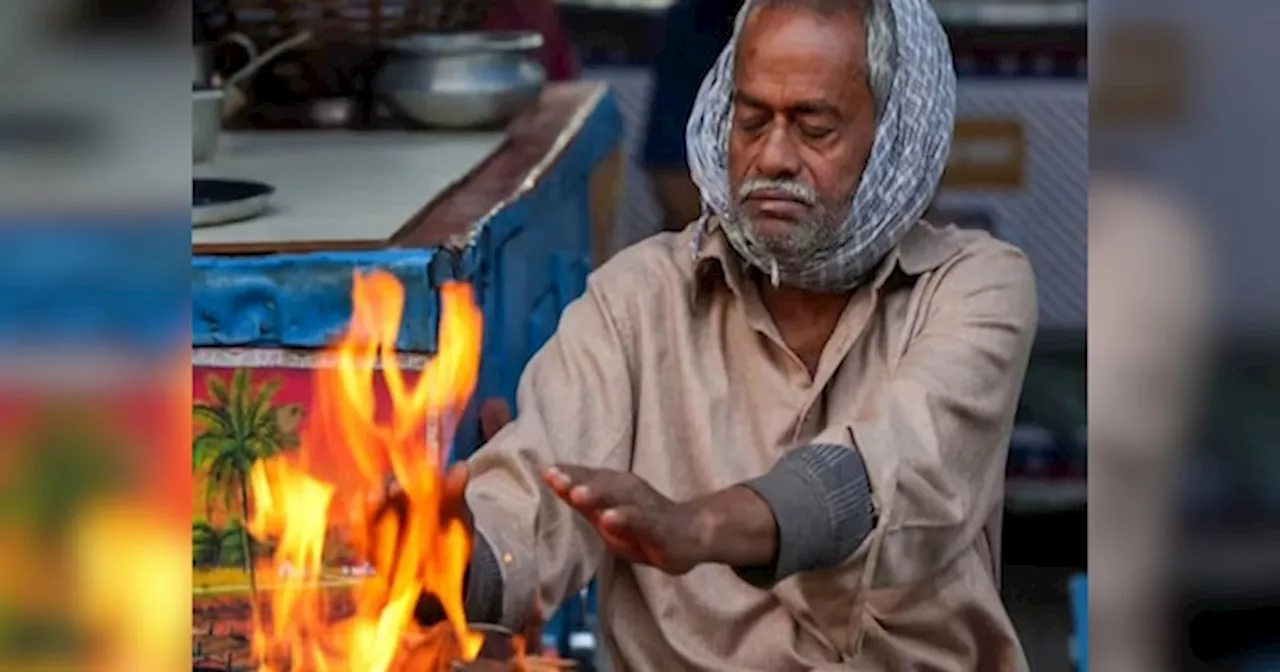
377,31,546,129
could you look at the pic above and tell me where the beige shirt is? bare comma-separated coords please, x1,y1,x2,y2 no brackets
466,219,1037,671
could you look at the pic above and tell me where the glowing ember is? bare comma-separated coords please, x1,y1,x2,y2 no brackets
245,271,485,671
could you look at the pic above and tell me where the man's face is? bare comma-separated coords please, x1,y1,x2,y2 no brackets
726,6,877,260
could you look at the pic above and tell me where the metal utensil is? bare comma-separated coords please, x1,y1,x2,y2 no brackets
192,30,313,163
192,88,224,164
193,178,275,227
194,30,313,90
376,31,546,129
193,32,257,88
223,31,314,90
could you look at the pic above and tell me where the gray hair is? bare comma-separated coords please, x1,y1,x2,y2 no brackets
685,0,956,292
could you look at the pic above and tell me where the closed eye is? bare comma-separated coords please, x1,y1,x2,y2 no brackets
735,113,769,134
798,124,833,140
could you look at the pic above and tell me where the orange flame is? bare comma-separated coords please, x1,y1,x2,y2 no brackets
246,271,485,671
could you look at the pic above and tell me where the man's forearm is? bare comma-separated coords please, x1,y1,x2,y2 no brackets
692,486,779,568
704,443,876,587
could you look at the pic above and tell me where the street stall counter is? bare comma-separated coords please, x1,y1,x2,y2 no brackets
190,83,623,670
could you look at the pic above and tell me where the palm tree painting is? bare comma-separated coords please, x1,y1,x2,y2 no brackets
193,368,302,594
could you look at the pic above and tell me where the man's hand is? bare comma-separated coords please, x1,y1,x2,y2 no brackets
401,398,512,627
543,464,712,575
373,463,472,626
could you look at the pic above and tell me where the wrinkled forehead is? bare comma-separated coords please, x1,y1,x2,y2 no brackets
731,4,870,88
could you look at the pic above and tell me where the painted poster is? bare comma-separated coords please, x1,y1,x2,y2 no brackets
192,366,307,670
191,365,398,671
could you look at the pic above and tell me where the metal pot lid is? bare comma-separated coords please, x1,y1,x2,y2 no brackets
391,31,544,55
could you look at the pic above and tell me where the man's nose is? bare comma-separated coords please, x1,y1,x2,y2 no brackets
755,123,802,179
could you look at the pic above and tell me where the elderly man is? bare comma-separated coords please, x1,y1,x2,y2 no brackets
433,0,1036,668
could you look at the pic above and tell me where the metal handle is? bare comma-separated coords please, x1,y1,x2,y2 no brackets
218,31,259,63
224,30,314,90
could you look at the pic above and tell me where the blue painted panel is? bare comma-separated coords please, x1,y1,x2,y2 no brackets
191,249,445,352
1070,574,1087,671
453,88,624,459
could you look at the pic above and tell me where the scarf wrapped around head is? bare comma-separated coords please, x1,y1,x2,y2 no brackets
685,0,956,292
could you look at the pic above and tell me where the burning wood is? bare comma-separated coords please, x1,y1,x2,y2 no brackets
243,271,515,671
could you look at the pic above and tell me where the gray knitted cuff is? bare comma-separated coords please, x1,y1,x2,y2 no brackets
736,443,876,587
464,531,505,624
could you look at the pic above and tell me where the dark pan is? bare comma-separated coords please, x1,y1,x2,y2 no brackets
193,178,275,227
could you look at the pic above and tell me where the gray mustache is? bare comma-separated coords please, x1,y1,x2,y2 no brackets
738,178,817,206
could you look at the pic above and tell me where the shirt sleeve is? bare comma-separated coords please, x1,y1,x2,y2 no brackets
462,279,635,631
739,242,1037,587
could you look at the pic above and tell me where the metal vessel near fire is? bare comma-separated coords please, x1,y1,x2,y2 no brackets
377,31,546,129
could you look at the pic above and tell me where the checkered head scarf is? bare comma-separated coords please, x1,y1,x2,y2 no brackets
686,0,956,291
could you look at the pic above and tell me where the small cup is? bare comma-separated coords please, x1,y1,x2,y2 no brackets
192,88,225,164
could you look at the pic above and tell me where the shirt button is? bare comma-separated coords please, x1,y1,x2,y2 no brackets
502,553,514,564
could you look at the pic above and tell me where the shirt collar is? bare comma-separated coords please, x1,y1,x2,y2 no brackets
690,217,965,303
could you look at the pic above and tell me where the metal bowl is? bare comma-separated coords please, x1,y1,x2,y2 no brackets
377,31,546,129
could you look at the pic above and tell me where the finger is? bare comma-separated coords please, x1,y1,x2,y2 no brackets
551,486,606,520
551,465,635,509
542,466,574,496
479,397,513,441
594,519,642,556
593,518,650,566
440,463,471,526
565,479,630,512
551,482,623,534
545,464,613,508
548,463,598,487
599,505,658,538
443,462,469,500
599,507,627,530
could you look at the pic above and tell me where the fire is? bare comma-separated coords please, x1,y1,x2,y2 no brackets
246,271,485,671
